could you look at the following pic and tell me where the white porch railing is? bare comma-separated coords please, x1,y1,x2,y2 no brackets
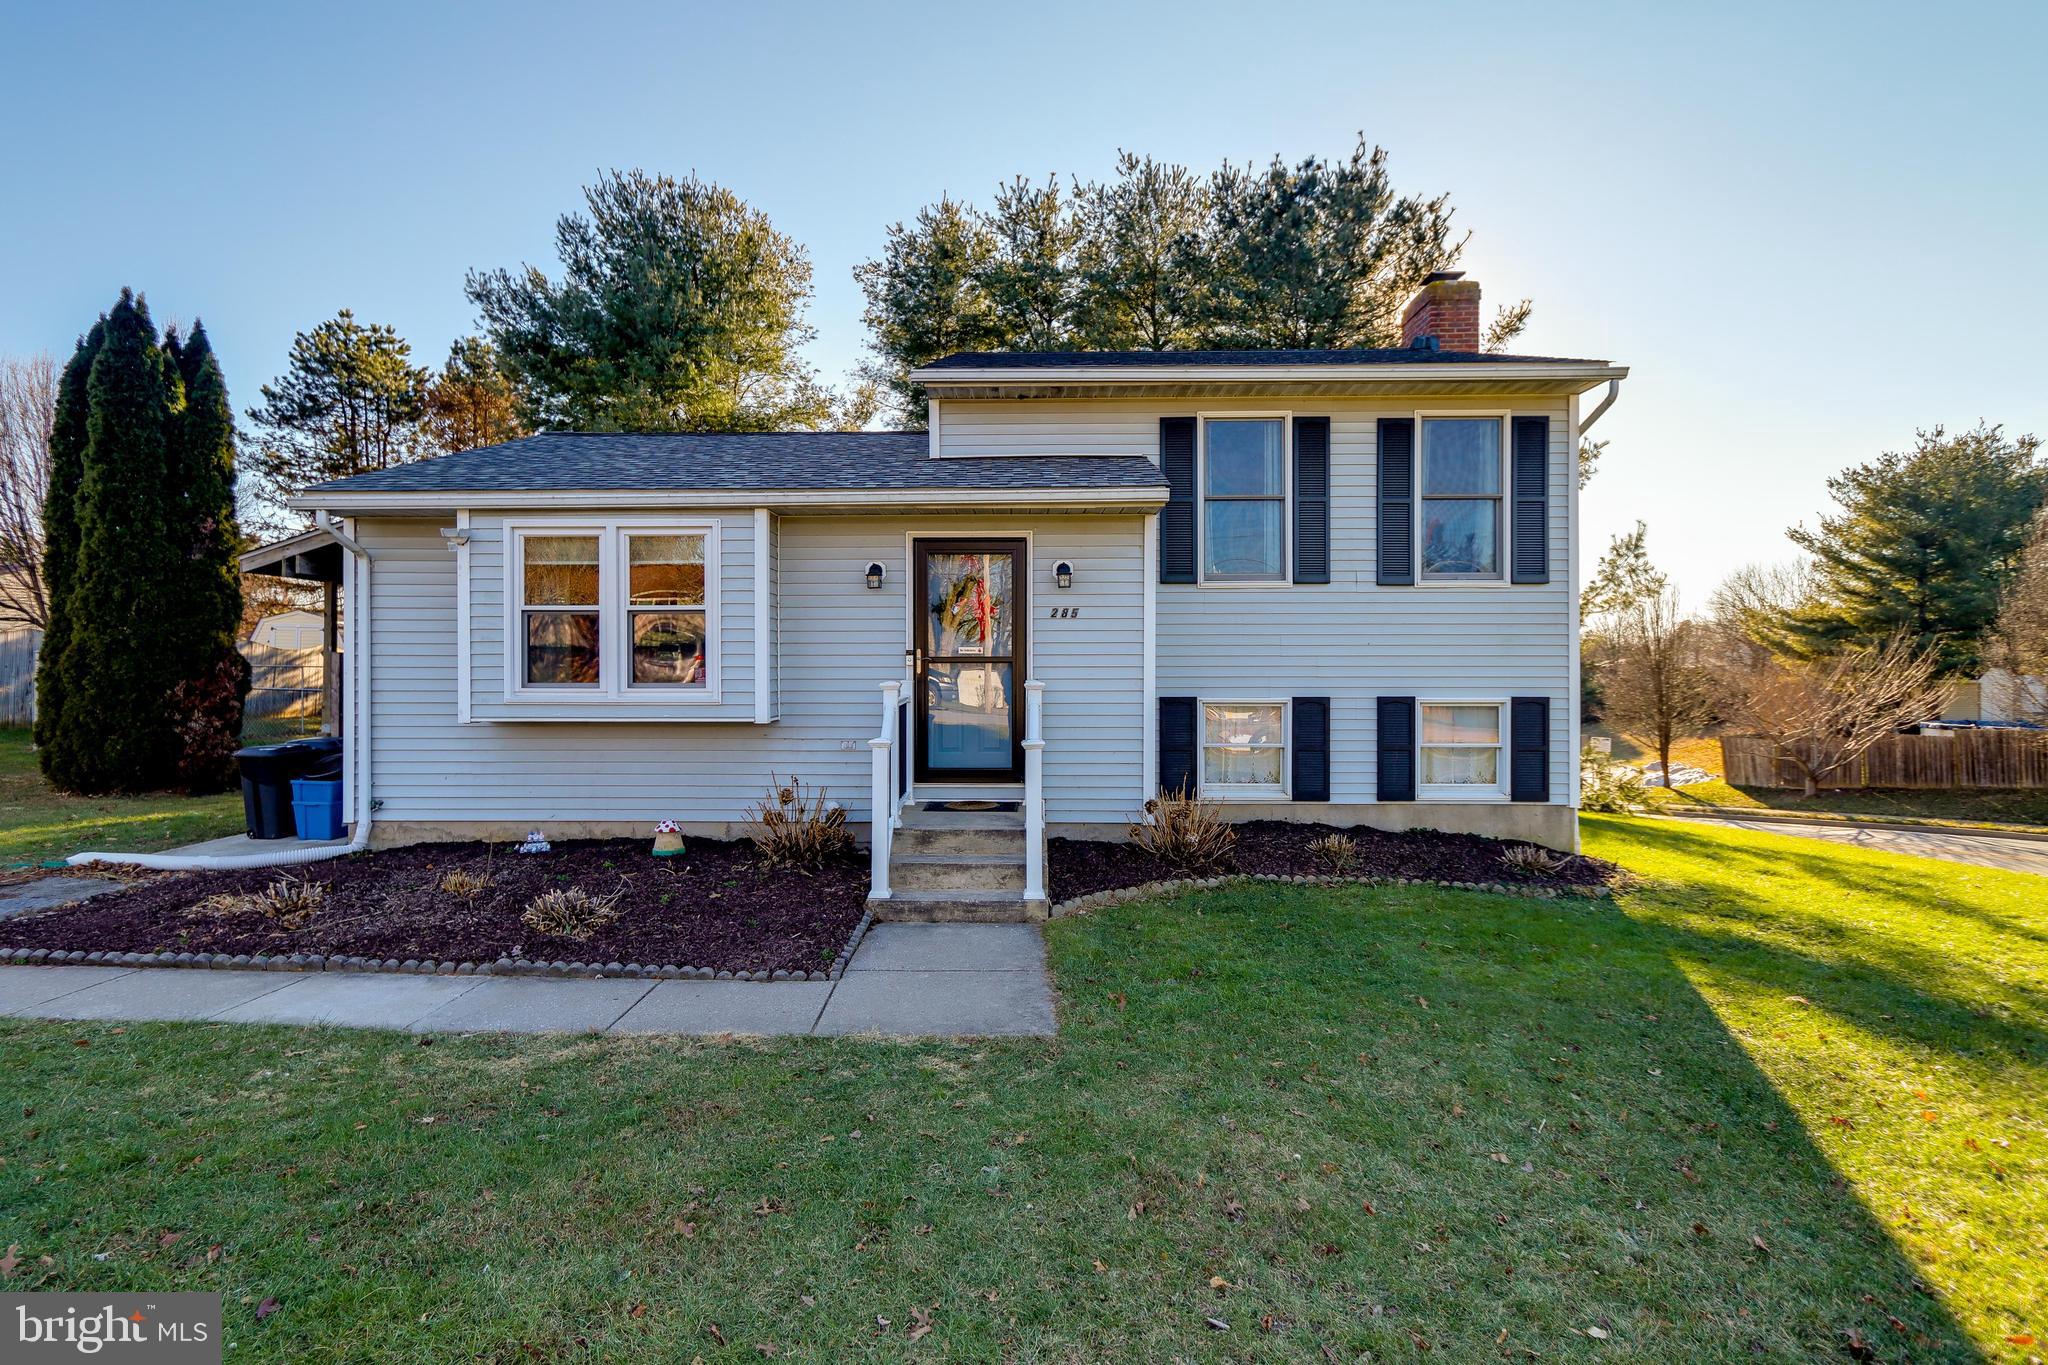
868,680,903,900
1023,678,1045,903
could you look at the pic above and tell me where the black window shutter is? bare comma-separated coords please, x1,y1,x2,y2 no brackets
1376,418,1415,586
1159,696,1198,797
1511,696,1550,802
1159,417,1197,583
1291,697,1330,801
1376,696,1416,801
1511,416,1550,584
1292,417,1331,584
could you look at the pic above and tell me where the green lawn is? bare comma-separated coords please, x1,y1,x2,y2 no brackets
1,818,2041,1360
1645,774,2048,831
0,728,243,867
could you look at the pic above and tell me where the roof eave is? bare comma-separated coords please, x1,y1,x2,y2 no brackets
288,485,1172,514
910,361,1629,394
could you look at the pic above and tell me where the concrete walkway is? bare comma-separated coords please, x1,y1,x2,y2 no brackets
1690,815,2048,877
0,924,1054,1038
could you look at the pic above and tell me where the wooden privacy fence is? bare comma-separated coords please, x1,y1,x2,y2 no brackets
1722,731,2048,791
0,628,40,727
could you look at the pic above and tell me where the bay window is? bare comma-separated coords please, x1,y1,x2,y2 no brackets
1202,417,1287,581
1419,702,1505,797
1420,417,1504,580
1201,701,1288,796
510,521,718,700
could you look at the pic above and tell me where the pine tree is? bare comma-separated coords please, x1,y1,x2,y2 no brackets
1784,424,2045,674
32,319,104,769
44,290,182,793
163,320,248,790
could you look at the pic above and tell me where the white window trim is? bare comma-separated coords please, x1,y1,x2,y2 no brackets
1198,698,1290,800
1195,412,1291,586
502,516,722,705
1413,410,1513,588
1417,698,1509,802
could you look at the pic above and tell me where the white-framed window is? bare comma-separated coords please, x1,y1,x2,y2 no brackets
1418,415,1507,581
1199,415,1289,582
506,519,720,702
1200,700,1288,797
1418,701,1506,798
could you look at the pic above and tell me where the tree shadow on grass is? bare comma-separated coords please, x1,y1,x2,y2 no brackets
1043,885,1990,1359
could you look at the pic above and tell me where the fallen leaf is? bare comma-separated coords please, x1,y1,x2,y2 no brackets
256,1297,280,1321
1691,1222,1711,1239
630,1302,647,1319
159,1232,182,1249
206,1246,222,1265
1842,1327,1874,1360
1209,1275,1231,1291
2007,1335,2036,1347
1294,1197,1311,1212
0,1245,19,1278
1092,1259,1107,1274
1205,1317,1229,1331
799,1296,814,1308
707,1323,726,1345
1586,1325,1609,1339
1361,1200,1377,1215
1750,1235,1770,1254
754,1345,776,1358
1222,1197,1245,1222
908,1306,934,1342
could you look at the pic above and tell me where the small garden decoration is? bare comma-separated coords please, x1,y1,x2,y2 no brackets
651,819,684,858
515,828,551,854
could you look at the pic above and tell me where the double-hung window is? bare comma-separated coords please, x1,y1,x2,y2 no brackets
1419,417,1505,580
520,534,602,686
511,522,718,700
1201,417,1287,581
1200,701,1288,796
1418,702,1505,797
625,534,707,687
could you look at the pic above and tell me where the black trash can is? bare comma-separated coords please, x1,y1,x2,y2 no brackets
236,737,346,839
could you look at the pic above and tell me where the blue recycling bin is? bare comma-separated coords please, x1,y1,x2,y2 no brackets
291,777,345,841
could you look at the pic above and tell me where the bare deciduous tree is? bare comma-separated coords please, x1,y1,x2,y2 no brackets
1729,634,1955,797
0,354,57,628
1603,589,1717,785
1992,507,2048,724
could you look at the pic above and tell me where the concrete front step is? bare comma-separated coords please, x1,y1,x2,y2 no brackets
892,825,1023,858
869,889,1048,924
897,806,1025,832
891,852,1028,892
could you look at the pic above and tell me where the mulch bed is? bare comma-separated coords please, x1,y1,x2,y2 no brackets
1049,820,1618,904
0,838,867,976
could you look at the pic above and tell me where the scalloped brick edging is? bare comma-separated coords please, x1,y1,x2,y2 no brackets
1049,871,1614,917
0,910,878,985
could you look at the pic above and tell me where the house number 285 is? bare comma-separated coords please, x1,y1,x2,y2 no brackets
1048,606,1083,619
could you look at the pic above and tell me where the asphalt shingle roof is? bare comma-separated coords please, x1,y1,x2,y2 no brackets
920,347,1609,369
306,431,1170,496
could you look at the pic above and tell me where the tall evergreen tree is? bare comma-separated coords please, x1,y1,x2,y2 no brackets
44,290,182,793
854,196,1000,424
468,170,832,433
1784,424,2046,675
245,309,431,528
163,321,248,790
32,319,104,765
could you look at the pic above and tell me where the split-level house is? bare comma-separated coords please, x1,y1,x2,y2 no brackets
294,273,1626,919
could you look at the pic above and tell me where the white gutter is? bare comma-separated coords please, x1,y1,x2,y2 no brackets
910,361,1630,387
67,511,376,871
1577,379,1622,434
288,485,1170,514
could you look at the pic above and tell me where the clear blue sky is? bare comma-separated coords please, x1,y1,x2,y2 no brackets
4,0,2043,600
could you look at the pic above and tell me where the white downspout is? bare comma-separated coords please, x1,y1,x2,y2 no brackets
68,511,375,871
1578,379,1621,435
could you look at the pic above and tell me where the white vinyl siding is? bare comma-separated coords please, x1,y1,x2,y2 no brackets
358,512,1145,828
1151,394,1571,805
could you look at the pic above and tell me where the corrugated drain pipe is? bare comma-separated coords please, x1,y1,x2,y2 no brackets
67,511,375,872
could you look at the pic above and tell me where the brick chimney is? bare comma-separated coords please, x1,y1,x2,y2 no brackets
1400,271,1482,352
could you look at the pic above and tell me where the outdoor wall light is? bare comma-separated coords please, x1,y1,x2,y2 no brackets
1054,561,1074,589
864,562,886,590
441,527,470,551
